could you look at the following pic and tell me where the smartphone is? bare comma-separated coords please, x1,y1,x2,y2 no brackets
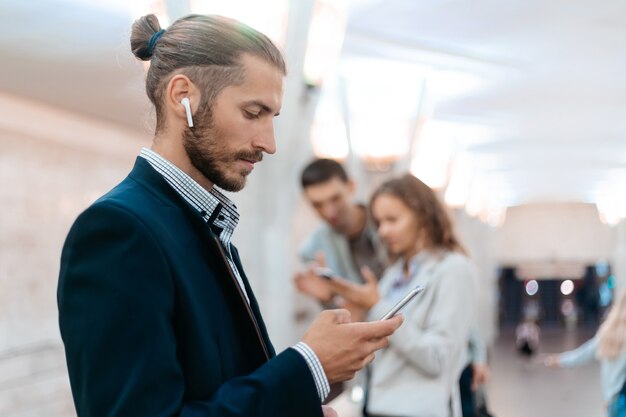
380,285,425,320
313,266,337,280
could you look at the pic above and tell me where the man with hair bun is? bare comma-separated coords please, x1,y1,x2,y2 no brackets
58,13,402,417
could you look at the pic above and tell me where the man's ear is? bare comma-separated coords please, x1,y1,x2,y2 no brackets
164,74,201,126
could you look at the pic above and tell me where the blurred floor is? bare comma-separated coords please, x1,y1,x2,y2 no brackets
487,326,603,417
329,326,604,417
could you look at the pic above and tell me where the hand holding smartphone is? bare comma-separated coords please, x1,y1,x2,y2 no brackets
312,266,337,280
380,285,425,320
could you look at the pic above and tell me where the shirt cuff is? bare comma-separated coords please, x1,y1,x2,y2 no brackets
292,342,330,402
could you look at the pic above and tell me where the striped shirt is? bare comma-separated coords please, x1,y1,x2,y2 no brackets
139,148,329,401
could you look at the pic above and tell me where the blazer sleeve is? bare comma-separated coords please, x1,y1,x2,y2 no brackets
370,256,475,377
58,202,322,417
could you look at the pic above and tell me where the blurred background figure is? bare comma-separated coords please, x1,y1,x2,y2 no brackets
545,291,626,417
328,174,476,417
515,317,540,366
294,158,386,305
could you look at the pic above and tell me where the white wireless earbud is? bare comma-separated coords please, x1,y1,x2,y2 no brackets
180,97,194,127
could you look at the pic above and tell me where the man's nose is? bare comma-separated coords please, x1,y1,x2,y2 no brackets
252,121,276,154
322,205,338,220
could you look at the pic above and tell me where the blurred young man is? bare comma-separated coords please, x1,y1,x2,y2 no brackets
295,159,386,305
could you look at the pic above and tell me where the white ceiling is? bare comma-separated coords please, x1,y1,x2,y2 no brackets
1,0,625,210
0,0,151,129
341,0,626,210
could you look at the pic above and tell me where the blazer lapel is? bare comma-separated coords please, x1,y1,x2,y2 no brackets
128,157,271,361
206,234,272,361
230,246,276,357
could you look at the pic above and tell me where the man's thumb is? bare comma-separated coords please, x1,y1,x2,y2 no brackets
361,266,378,284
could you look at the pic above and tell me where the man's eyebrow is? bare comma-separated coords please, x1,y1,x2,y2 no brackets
243,100,280,116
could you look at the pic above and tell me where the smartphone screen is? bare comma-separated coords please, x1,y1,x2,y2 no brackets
380,285,425,320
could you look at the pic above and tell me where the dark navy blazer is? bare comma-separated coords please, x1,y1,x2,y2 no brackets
58,157,322,417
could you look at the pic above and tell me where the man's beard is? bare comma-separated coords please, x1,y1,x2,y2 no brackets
182,104,262,192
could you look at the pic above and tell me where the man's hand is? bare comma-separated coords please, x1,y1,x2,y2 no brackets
335,298,367,322
302,309,403,383
322,405,338,417
294,252,335,303
294,268,334,303
327,266,380,310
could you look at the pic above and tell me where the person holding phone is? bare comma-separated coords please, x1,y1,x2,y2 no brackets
294,159,387,305
57,14,404,417
328,174,477,417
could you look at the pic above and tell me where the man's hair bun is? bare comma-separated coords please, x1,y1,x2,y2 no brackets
130,14,163,61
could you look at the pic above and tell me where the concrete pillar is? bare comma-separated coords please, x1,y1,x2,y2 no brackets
454,210,499,345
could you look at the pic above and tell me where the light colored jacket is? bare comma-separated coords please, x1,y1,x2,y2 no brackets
365,250,476,417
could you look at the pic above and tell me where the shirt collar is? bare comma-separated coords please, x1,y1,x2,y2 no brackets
139,147,239,243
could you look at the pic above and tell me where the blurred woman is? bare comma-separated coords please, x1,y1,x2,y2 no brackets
545,291,626,417
329,174,476,417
